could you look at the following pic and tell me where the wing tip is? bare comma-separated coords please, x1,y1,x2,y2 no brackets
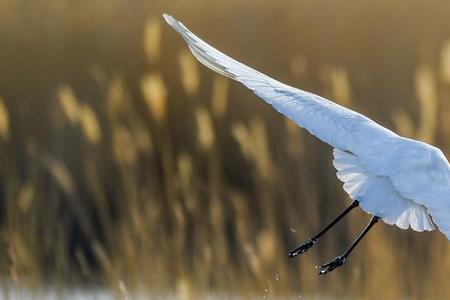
162,13,191,40
162,13,180,31
162,13,174,24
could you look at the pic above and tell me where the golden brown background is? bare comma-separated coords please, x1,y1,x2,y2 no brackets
0,0,450,299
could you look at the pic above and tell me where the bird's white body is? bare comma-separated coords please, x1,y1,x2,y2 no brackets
164,14,450,239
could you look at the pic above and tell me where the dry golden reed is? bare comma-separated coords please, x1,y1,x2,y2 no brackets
113,126,138,166
231,121,253,161
176,277,194,300
106,76,127,119
130,121,152,154
195,106,215,150
248,118,275,180
178,49,200,96
117,280,130,300
284,119,304,159
41,155,75,196
415,65,438,143
57,85,102,144
177,152,193,190
75,248,92,278
392,109,415,138
92,241,115,279
143,17,162,64
320,65,352,106
140,72,168,123
211,76,229,119
440,40,450,84
17,182,34,213
8,234,38,285
0,96,10,141
441,104,450,152
80,103,102,145
329,66,352,106
57,85,81,125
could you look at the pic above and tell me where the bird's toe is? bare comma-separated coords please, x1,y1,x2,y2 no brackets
317,256,346,275
289,239,316,258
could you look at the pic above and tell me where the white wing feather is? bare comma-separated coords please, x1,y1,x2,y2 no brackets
333,149,434,231
164,14,450,238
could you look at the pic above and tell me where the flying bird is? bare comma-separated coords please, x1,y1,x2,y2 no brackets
163,14,450,275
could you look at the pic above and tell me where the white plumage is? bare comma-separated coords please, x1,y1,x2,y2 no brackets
164,14,450,239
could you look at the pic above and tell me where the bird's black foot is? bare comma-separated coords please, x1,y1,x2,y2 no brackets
288,239,316,258
317,256,346,275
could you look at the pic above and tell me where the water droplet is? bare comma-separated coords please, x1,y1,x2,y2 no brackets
290,228,297,233
274,273,280,281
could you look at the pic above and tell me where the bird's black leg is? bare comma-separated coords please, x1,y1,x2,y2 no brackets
317,215,380,275
289,200,359,258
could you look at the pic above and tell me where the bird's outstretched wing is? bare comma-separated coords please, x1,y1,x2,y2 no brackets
164,14,442,235
163,14,397,156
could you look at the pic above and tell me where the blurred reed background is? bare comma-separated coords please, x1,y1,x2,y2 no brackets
0,0,450,299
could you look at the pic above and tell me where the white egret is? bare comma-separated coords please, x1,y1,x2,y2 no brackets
163,14,450,275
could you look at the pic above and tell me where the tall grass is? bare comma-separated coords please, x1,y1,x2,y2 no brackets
0,1,450,299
